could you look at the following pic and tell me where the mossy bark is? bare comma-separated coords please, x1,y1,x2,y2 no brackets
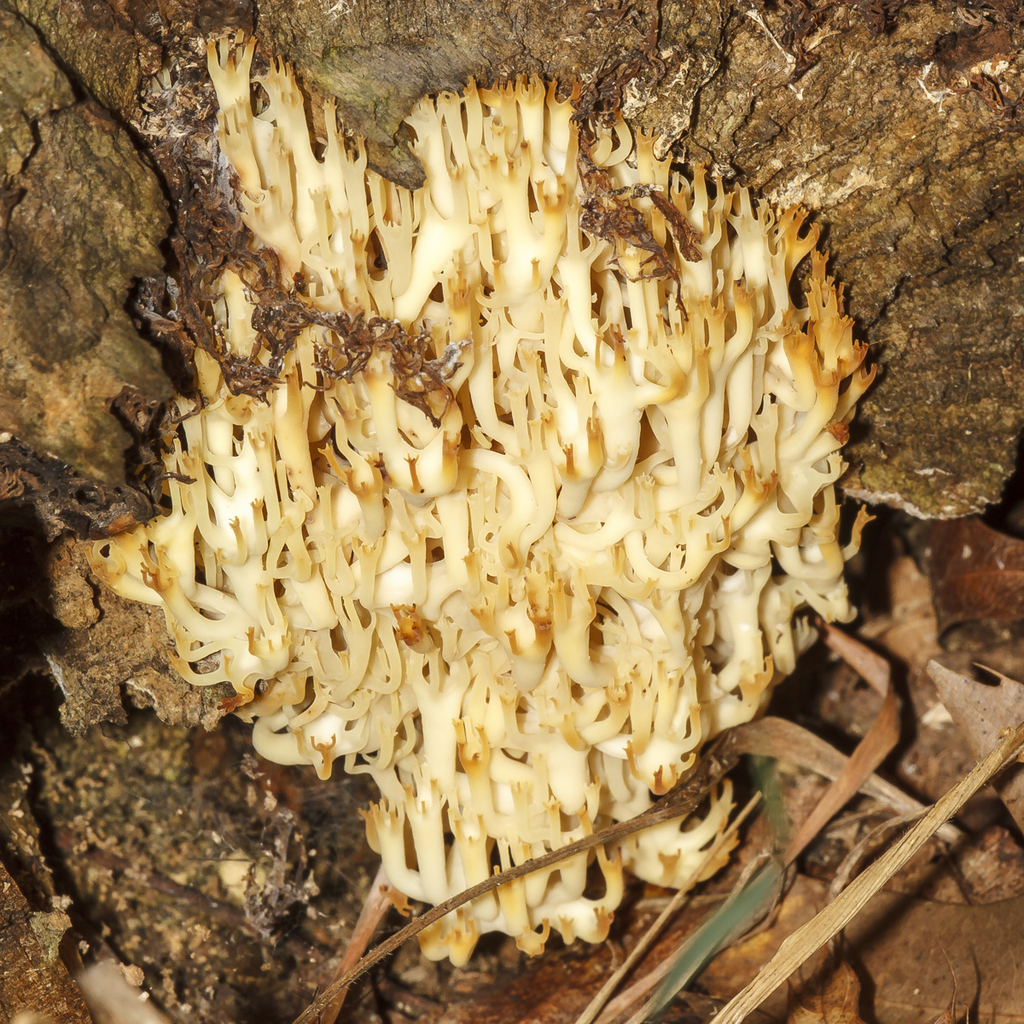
0,8,169,489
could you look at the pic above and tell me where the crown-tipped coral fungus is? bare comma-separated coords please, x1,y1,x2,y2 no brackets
90,36,874,963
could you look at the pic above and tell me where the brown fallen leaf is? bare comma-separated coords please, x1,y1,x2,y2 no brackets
419,901,714,1024
927,660,1024,833
846,890,1024,1024
787,962,867,1024
929,518,1024,635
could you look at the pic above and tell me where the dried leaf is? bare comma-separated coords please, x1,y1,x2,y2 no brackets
927,661,1024,833
783,625,901,864
710,720,1024,1024
787,962,867,1024
846,890,1024,1024
929,518,1024,633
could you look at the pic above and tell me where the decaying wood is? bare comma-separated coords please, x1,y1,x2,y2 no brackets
0,857,91,1023
2,0,1022,518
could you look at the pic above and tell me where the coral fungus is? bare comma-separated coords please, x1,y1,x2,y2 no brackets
90,36,873,963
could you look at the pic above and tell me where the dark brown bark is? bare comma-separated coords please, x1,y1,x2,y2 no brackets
0,858,92,1023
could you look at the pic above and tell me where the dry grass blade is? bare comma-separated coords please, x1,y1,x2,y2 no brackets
572,793,763,1024
730,717,961,844
290,737,741,1024
709,719,1024,1024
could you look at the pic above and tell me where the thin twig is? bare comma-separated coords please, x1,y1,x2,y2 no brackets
290,737,741,1024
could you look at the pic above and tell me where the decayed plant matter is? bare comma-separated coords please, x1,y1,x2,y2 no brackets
90,36,873,963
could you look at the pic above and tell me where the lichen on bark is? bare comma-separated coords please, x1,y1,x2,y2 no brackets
0,8,170,489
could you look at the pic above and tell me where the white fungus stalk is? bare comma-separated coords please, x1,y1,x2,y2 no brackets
90,35,874,964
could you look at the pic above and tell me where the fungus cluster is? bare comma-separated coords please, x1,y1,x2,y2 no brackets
90,37,873,962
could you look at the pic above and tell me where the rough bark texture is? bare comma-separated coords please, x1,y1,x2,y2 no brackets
0,859,92,1023
251,0,1024,519
256,0,723,187
0,6,170,488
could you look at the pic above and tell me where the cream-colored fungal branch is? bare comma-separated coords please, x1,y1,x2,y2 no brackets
90,35,874,964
